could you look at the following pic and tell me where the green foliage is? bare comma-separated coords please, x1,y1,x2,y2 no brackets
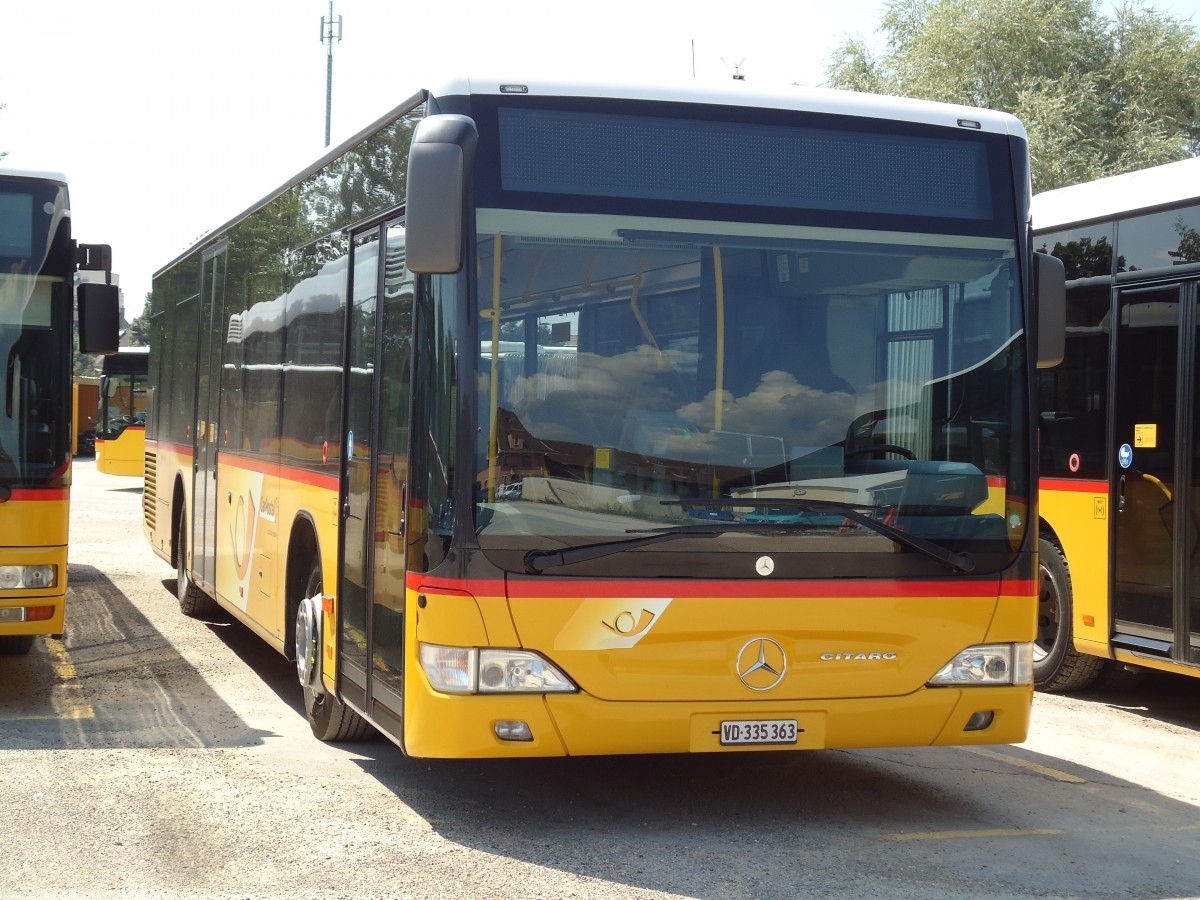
128,297,151,345
825,0,1200,190
72,333,100,377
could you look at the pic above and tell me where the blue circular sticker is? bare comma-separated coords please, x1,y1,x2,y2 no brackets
1118,443,1133,469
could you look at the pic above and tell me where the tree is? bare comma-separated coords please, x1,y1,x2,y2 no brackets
127,296,151,345
825,0,1200,190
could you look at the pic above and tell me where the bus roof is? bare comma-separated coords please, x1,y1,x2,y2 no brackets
1031,155,1200,232
430,76,1027,137
155,78,1027,280
0,166,68,186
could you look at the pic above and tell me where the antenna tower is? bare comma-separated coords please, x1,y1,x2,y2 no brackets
321,2,343,147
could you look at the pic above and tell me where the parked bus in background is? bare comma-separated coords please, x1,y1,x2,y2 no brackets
1033,157,1200,691
0,166,118,655
144,78,1063,756
95,345,148,477
72,375,99,456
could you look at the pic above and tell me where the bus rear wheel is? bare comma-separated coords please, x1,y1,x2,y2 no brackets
0,634,34,655
1034,537,1105,692
297,559,374,743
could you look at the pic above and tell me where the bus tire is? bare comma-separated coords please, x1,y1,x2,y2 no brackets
1035,537,1105,692
0,634,34,655
177,515,217,618
298,558,374,743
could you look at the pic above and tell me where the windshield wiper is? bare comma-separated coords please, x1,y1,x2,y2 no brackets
524,527,725,574
662,498,976,575
523,499,975,575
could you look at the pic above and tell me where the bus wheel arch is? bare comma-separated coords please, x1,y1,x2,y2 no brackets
170,476,186,572
1035,528,1104,692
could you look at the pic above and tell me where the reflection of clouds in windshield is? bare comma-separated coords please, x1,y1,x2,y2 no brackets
515,346,682,444
510,346,857,451
679,370,856,448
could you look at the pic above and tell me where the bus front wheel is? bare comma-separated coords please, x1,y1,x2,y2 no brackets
297,559,374,743
1034,537,1104,692
176,516,217,617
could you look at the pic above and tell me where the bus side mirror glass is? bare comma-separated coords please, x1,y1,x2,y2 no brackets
78,283,121,355
1034,251,1065,369
405,114,479,275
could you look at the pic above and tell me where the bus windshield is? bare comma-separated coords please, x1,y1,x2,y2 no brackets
98,365,148,439
0,179,71,487
472,212,1027,579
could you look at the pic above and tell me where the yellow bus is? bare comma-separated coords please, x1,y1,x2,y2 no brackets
95,345,148,477
1033,157,1200,690
144,78,1063,755
72,376,99,457
0,166,118,655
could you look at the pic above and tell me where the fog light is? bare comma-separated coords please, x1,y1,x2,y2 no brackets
494,720,533,742
0,606,27,623
964,710,995,731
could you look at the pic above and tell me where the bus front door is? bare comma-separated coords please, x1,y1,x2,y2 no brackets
1112,282,1199,666
193,243,227,594
337,218,413,730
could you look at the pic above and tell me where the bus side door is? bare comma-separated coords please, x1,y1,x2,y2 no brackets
1111,281,1199,666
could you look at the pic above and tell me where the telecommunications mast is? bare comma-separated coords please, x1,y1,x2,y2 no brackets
321,2,343,146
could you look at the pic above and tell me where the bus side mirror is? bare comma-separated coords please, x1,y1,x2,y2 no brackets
405,114,479,275
78,283,121,355
1034,251,1065,369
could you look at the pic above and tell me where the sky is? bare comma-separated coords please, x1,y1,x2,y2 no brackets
3,0,1199,320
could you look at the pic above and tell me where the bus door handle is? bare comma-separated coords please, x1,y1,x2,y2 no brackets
1118,474,1126,514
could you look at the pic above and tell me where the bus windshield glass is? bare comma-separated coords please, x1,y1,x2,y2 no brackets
0,178,70,487
471,216,1027,579
98,361,148,440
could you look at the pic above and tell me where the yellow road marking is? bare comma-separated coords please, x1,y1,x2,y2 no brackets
41,637,95,720
966,746,1086,783
886,828,1062,842
2,710,93,724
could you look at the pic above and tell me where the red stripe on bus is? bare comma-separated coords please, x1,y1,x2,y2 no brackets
147,442,333,489
4,489,69,504
1040,478,1107,493
409,572,1034,599
219,453,339,490
149,440,195,458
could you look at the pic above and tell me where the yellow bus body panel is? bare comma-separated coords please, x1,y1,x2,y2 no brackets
0,489,69,637
403,578,1033,758
95,427,146,477
1040,480,1113,659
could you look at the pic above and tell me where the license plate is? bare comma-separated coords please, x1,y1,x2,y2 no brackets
719,719,799,746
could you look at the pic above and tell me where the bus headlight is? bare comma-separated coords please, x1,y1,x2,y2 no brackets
0,565,57,590
927,643,1032,686
419,643,577,694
